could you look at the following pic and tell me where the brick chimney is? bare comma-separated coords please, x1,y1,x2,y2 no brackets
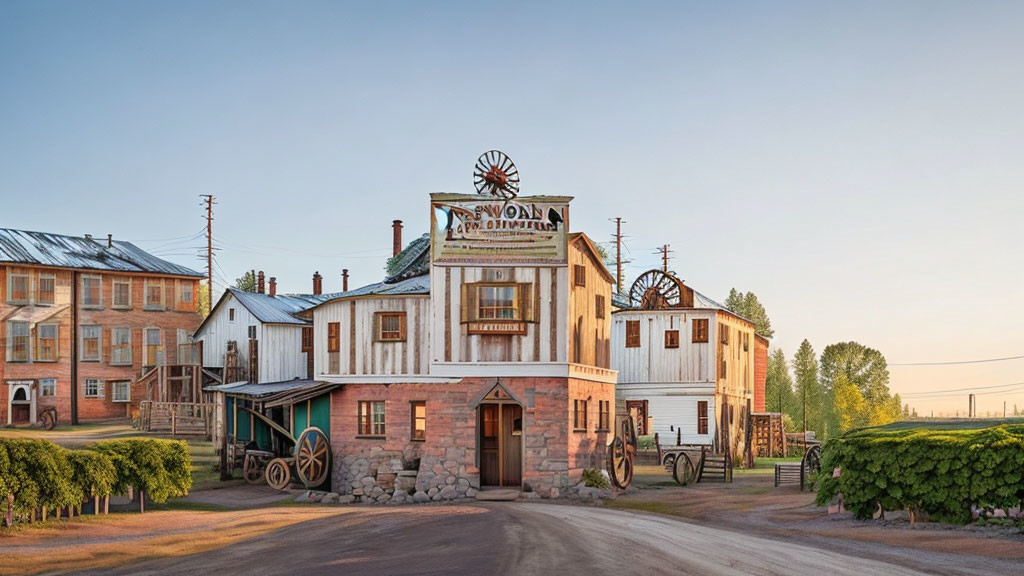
392,220,403,257
312,271,322,296
342,269,349,292
257,271,265,294
107,234,113,248
269,277,277,297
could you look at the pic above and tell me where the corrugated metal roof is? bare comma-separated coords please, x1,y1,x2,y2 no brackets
0,228,203,277
228,288,318,325
611,287,729,312
384,233,430,282
205,378,320,397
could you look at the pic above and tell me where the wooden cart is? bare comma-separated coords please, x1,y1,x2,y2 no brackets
239,404,331,490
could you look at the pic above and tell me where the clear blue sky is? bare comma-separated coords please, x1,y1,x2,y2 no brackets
2,1,1022,415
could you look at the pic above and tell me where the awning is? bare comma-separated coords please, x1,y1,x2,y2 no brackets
206,378,337,408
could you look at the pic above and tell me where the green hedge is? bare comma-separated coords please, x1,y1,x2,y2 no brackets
1,437,191,524
815,424,1024,523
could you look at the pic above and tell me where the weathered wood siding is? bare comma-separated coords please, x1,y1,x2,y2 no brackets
567,241,612,368
314,296,430,377
196,292,262,370
610,310,716,384
616,383,715,445
429,266,568,364
261,324,308,381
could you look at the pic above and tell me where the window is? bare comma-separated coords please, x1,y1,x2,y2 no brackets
626,400,649,435
8,271,29,303
228,308,236,322
112,278,131,308
598,400,610,431
595,294,605,319
461,282,535,324
664,329,679,349
84,378,103,398
729,405,734,425
625,320,640,348
37,274,55,305
177,329,192,363
247,325,257,340
411,401,426,441
302,327,313,350
697,401,709,435
743,332,749,352
144,280,163,309
692,319,709,343
327,322,340,373
720,358,727,379
573,264,586,287
573,398,588,431
144,328,162,366
179,281,193,305
111,328,132,365
7,321,30,362
358,401,385,436
81,276,102,308
39,378,56,397
720,325,730,345
111,380,131,403
36,323,58,361
81,325,101,362
374,312,406,342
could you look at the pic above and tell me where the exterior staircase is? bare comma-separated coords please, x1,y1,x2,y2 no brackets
697,447,733,483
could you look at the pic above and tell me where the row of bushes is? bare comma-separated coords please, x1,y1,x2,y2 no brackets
815,424,1024,523
0,438,192,524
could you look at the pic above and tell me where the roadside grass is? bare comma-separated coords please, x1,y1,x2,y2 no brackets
605,499,678,516
736,457,802,476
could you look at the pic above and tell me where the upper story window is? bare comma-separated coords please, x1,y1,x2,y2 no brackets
720,324,730,345
664,329,680,349
228,307,236,322
112,278,131,309
37,274,55,305
179,281,194,306
81,325,101,362
6,321,30,362
144,328,162,366
595,294,605,319
81,276,102,308
36,323,58,361
461,282,535,325
692,319,709,343
374,312,406,342
144,280,164,310
302,326,313,350
111,327,132,365
625,320,640,348
327,322,340,373
573,265,586,287
7,271,29,304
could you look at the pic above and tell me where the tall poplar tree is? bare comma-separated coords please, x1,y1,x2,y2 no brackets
791,339,822,436
765,348,795,415
724,288,775,338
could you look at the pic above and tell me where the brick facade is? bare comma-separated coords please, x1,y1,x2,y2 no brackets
754,335,768,413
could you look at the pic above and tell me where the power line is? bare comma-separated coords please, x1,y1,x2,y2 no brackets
901,381,1024,397
891,354,1024,367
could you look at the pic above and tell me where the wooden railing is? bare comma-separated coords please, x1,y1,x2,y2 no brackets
137,401,212,437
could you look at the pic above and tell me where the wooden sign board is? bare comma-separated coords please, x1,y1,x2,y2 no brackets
466,321,528,335
430,194,569,265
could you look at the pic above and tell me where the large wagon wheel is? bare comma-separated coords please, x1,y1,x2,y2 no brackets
265,458,292,490
40,407,57,431
802,445,822,479
672,452,697,486
295,427,331,489
242,452,264,485
607,436,634,489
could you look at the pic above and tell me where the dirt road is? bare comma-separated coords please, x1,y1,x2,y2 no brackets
77,503,1017,576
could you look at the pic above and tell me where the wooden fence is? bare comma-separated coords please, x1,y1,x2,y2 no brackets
137,401,213,437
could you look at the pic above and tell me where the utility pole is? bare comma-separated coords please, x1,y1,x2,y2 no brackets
658,244,672,272
612,217,624,293
201,195,216,315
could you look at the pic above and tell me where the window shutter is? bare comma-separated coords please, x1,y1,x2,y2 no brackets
97,380,105,399
372,312,381,342
399,313,408,341
461,284,478,323
518,283,534,322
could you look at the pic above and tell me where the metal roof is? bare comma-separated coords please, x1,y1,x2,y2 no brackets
612,287,730,312
205,378,322,397
0,228,203,277
384,233,430,282
227,288,319,325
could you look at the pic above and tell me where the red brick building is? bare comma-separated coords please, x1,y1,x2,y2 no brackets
1,229,203,425
754,334,769,413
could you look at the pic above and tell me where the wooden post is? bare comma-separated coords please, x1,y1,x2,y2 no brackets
6,494,13,527
171,410,177,436
139,490,145,514
42,506,47,522
94,495,100,515
104,495,109,514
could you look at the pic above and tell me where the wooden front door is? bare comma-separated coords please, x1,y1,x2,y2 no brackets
479,403,523,487
11,404,30,424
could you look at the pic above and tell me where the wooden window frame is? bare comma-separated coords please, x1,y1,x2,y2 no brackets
110,380,131,403
595,294,605,319
697,400,709,435
410,400,426,441
36,323,58,362
39,378,57,397
692,319,709,343
626,400,648,435
144,327,162,366
327,322,340,373
178,281,194,306
228,307,236,322
111,327,132,366
81,325,101,362
625,320,641,348
81,275,102,309
7,321,30,362
573,264,586,287
144,279,164,311
84,378,103,398
461,282,536,325
597,400,610,431
357,400,386,437
664,329,680,349
36,274,55,306
374,311,407,343
112,278,132,309
302,326,314,350
720,324,730,345
573,398,588,432
7,271,30,304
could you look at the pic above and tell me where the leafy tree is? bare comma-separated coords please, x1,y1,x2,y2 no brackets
234,271,256,292
195,280,211,318
832,373,868,432
724,289,774,338
765,348,795,415
820,341,900,429
792,339,824,436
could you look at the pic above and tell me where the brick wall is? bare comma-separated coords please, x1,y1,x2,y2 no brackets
754,336,768,413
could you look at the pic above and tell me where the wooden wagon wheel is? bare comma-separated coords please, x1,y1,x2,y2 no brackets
802,445,822,479
629,269,684,309
662,453,676,474
473,150,520,199
40,407,57,431
242,452,264,485
607,436,634,489
295,427,331,489
265,458,292,491
672,452,698,486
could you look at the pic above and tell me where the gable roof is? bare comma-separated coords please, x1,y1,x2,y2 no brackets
0,228,203,277
195,288,323,336
384,233,430,282
568,232,615,284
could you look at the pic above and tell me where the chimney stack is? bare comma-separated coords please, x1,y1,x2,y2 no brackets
107,234,113,248
269,277,277,297
392,220,403,257
257,271,265,294
342,269,349,292
312,271,322,296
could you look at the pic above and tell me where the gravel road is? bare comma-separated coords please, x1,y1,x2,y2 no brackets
85,503,1017,576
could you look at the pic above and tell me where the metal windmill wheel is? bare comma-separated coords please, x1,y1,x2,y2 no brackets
295,426,331,489
473,150,520,199
629,269,684,309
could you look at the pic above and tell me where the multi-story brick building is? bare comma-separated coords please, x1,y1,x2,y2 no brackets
0,229,203,425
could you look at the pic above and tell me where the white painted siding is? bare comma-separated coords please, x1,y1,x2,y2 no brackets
261,324,307,382
617,383,715,446
314,296,430,377
195,292,262,370
611,310,716,384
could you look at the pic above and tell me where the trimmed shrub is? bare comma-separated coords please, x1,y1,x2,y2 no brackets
92,438,192,503
66,449,118,502
0,439,77,517
815,424,1024,523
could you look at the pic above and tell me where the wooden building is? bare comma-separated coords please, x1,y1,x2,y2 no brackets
307,184,617,501
611,270,755,464
0,229,202,425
